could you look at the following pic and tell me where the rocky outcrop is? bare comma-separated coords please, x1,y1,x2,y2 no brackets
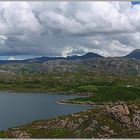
106,104,130,116
83,120,97,134
5,103,140,138
43,60,79,72
132,115,140,128
43,58,140,75
8,128,30,138
105,104,140,130
98,125,114,138
105,104,130,125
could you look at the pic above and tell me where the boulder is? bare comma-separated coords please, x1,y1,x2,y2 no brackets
105,104,130,125
57,119,69,127
100,125,114,135
9,129,30,138
106,104,129,116
66,121,80,130
129,104,138,110
117,115,130,124
132,115,140,129
129,104,139,114
98,132,110,138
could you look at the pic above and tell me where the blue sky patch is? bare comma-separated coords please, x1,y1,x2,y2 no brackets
131,1,140,5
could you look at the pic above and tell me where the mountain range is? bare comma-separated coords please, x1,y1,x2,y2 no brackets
25,49,140,62
0,52,103,64
0,49,139,76
23,52,103,63
0,49,139,64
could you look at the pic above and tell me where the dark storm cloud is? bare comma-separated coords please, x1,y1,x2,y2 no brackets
0,1,140,58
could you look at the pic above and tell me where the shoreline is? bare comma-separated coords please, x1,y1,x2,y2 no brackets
58,99,127,107
57,99,105,108
0,89,127,107
0,89,93,96
56,100,98,107
0,92,93,132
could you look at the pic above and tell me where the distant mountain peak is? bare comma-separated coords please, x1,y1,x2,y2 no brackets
83,52,101,56
0,52,103,64
66,52,103,60
85,52,97,54
125,49,140,59
27,52,103,62
132,49,140,53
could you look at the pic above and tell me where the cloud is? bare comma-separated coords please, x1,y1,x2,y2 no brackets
0,2,42,35
0,1,140,58
7,56,16,60
0,35,7,45
62,45,88,57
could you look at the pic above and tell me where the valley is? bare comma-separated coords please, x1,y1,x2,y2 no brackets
0,50,140,138
1,1,140,138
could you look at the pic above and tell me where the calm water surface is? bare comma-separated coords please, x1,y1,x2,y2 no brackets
0,92,92,130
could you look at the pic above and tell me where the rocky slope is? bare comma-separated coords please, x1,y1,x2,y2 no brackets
43,58,140,75
3,102,140,138
0,56,139,76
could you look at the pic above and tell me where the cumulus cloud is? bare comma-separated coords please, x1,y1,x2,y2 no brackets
0,35,7,45
0,1,140,58
7,56,16,60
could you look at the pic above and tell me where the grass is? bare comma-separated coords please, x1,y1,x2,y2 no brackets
0,131,8,138
0,71,139,105
27,128,75,138
0,67,139,138
69,86,140,103
0,71,139,93
0,72,139,104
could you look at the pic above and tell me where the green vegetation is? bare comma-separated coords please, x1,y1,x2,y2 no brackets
0,71,139,93
0,58,140,138
70,86,140,103
4,102,140,138
76,85,97,92
0,71,139,103
0,131,8,138
0,69,140,138
25,127,74,138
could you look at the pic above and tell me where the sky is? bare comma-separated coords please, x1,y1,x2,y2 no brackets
0,1,140,60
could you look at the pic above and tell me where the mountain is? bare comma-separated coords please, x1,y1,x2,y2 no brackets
0,52,140,76
28,52,103,62
125,49,140,59
43,57,140,75
66,52,103,60
0,52,102,64
0,57,140,76
26,56,64,63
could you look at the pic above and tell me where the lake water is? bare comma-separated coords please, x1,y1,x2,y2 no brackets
0,92,92,130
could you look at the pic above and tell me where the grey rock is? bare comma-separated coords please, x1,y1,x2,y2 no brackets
10,129,30,138
132,115,140,128
66,121,80,130
105,104,131,125
43,58,140,75
106,104,129,116
100,125,114,135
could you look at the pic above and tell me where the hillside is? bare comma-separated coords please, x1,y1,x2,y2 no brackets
125,49,140,59
0,57,139,76
0,55,140,138
2,102,140,138
43,58,140,75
